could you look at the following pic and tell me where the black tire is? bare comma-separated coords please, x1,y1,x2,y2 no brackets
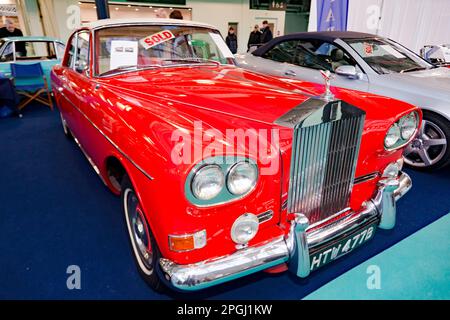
404,111,450,171
121,175,166,292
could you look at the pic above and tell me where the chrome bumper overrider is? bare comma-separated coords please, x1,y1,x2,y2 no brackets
159,172,412,291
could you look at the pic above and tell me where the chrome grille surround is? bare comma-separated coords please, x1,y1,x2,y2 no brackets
276,98,366,226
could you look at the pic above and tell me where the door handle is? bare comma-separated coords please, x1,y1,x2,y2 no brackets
285,70,297,76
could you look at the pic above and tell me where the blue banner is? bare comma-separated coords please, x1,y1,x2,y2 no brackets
317,0,349,31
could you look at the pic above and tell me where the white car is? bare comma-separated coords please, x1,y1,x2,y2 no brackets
236,31,450,171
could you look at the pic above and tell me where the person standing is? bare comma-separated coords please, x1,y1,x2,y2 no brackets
169,10,183,20
0,19,26,56
260,20,273,44
0,19,23,38
247,24,262,51
225,27,238,54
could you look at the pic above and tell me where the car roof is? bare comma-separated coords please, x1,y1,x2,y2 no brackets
0,36,64,43
82,18,218,31
253,31,377,56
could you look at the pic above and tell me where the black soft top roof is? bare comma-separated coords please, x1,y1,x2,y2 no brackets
253,31,377,56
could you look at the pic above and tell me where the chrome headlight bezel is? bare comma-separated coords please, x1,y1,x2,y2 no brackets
385,111,419,151
185,156,259,206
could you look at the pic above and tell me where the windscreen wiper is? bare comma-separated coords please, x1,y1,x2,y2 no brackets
399,66,427,73
161,58,220,66
100,64,161,77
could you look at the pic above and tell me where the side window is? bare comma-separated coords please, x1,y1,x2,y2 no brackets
0,42,14,62
75,32,90,74
56,42,65,59
263,40,298,63
12,41,56,60
47,42,57,59
295,40,357,72
65,34,77,68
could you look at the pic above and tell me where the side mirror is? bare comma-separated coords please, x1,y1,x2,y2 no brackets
335,65,359,79
74,61,88,74
248,45,259,53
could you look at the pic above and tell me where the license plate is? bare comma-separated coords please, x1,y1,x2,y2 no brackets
309,221,377,272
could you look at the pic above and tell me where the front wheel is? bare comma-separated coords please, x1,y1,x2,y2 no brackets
121,175,165,292
403,112,450,171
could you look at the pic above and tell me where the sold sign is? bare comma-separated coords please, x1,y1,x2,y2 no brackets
140,30,175,49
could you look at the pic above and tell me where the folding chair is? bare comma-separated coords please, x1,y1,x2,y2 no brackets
10,63,53,112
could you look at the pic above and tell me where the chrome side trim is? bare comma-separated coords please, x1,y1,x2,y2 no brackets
257,210,274,224
58,91,154,180
159,172,412,291
72,134,108,187
354,172,379,184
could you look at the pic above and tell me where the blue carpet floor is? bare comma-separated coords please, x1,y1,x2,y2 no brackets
304,213,450,300
0,105,449,300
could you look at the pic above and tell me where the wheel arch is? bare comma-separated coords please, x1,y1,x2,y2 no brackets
420,107,450,123
103,153,164,248
104,154,127,194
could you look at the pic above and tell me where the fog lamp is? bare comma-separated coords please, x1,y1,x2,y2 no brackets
231,213,259,244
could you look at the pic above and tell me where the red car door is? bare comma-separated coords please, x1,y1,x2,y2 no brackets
54,33,80,137
68,30,113,177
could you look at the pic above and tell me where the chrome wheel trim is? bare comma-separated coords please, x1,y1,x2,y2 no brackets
60,112,69,135
404,119,448,167
123,188,154,275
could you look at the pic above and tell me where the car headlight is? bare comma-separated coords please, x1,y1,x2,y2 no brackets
385,123,401,148
227,161,258,195
399,112,418,140
191,165,224,200
186,156,259,206
385,111,420,150
230,213,259,244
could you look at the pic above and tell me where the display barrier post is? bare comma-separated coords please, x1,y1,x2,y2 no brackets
95,0,110,19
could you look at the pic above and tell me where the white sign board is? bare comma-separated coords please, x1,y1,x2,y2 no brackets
110,40,138,70
0,4,17,16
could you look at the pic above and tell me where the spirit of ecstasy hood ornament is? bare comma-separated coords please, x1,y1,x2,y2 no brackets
320,70,335,101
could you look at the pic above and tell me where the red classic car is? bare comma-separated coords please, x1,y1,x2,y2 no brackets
51,18,419,292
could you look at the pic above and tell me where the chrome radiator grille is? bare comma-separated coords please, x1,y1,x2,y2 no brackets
287,101,365,225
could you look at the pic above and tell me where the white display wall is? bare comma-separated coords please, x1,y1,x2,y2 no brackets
309,0,450,54
35,0,286,54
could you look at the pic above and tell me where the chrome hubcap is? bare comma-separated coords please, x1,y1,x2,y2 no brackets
125,190,153,270
404,119,447,167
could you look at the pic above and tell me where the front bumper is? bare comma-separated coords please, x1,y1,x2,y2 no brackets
159,172,412,291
